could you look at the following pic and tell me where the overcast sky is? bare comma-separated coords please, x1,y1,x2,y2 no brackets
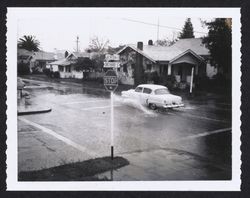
16,8,213,52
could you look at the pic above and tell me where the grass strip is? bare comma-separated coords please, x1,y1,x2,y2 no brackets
19,156,129,181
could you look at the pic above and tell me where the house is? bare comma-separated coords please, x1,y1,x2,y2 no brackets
47,52,92,79
116,38,217,86
29,51,56,72
17,49,33,65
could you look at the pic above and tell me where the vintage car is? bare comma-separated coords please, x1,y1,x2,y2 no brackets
121,84,184,109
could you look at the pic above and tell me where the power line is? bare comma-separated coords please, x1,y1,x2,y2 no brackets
121,18,208,35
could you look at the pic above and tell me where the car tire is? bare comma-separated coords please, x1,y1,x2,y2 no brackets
149,103,157,110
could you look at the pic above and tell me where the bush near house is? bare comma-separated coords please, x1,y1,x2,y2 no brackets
163,75,177,90
18,63,30,75
43,69,60,78
53,71,60,78
43,68,51,76
143,71,160,84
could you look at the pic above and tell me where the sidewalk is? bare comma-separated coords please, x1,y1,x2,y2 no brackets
96,148,231,181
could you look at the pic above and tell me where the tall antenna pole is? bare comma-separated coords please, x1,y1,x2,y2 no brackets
76,36,79,52
157,17,159,44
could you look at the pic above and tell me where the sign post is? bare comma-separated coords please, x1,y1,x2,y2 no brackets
103,69,118,160
190,66,194,94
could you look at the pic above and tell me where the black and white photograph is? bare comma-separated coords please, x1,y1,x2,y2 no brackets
6,8,241,191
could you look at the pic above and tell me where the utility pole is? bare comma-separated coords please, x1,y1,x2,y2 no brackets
76,36,79,52
157,17,159,44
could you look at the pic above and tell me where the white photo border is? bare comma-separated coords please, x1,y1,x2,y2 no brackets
6,7,241,191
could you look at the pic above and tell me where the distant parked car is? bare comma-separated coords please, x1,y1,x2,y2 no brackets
121,84,184,109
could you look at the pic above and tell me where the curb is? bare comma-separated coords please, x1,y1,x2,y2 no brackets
18,108,52,116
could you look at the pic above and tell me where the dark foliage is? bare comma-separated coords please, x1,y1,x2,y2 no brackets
17,63,30,75
179,18,195,39
74,57,94,71
18,35,40,52
53,71,60,78
164,75,177,90
202,18,232,79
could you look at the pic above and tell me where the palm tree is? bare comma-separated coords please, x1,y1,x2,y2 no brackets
18,35,40,51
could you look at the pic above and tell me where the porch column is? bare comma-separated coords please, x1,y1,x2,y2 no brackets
167,63,172,75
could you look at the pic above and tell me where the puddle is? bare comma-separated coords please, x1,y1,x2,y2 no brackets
113,94,157,117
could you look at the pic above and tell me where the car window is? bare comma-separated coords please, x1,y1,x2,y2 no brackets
143,88,152,94
135,87,143,92
155,88,170,95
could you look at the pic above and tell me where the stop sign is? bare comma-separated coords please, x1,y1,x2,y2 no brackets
103,70,118,92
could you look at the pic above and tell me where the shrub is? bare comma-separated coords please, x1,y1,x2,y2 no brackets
164,75,177,90
43,68,51,77
151,71,160,84
53,71,60,78
18,63,30,75
143,71,160,84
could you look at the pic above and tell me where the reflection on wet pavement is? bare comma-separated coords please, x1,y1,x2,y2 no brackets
18,79,232,180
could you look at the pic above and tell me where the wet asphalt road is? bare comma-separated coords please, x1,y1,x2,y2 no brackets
18,78,232,180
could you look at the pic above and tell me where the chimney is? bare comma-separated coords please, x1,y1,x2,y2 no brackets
137,42,143,50
148,40,153,45
135,42,143,86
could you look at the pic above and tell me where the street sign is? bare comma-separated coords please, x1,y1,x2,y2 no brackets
105,54,120,61
103,61,120,68
103,69,119,160
103,70,118,92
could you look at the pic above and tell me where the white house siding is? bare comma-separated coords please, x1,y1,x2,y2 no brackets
50,64,59,72
59,71,83,79
72,71,83,79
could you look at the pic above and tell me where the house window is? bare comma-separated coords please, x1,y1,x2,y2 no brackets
66,66,71,72
59,66,64,72
147,64,152,71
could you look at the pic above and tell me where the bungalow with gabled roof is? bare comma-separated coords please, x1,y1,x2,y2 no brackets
47,51,92,79
117,38,217,86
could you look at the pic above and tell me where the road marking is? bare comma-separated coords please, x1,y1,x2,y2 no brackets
18,117,98,157
81,105,122,111
175,127,232,142
63,99,108,105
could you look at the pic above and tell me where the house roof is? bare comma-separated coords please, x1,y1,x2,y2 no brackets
32,51,56,61
69,52,91,59
170,38,210,56
17,49,33,57
117,38,209,62
48,58,71,66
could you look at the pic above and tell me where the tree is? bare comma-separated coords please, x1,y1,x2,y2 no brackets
87,36,109,53
73,57,94,71
155,37,177,46
179,18,195,39
18,35,40,51
202,18,232,78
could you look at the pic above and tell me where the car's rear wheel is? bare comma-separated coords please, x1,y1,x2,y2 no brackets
149,103,157,110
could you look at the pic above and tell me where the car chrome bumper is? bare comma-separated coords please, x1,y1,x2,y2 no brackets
163,103,184,108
